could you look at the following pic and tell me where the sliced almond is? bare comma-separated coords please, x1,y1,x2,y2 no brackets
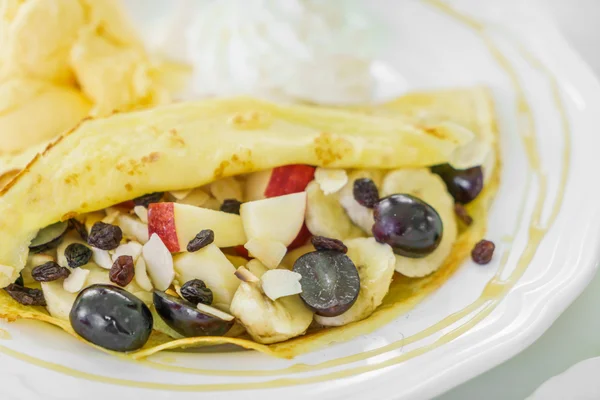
134,256,153,292
177,188,211,207
133,206,148,223
170,189,192,201
112,241,143,263
117,214,149,244
315,168,348,195
63,268,90,293
244,238,287,269
210,177,243,203
234,266,259,283
91,247,112,269
261,269,302,301
142,233,175,291
197,303,235,321
102,207,121,224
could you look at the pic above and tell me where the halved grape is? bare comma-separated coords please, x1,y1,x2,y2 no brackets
153,291,233,337
69,285,153,352
372,194,443,258
29,221,68,253
431,164,483,204
293,251,360,317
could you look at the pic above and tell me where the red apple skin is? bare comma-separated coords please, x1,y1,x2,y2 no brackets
288,224,311,250
265,165,315,197
234,245,250,258
148,203,180,252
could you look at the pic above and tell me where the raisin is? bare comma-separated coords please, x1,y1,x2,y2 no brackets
109,255,135,287
353,178,379,208
311,236,348,253
88,222,122,250
31,262,71,282
180,279,213,305
220,199,241,215
69,218,88,241
4,284,46,306
65,243,92,268
454,203,473,226
187,229,215,252
15,274,24,287
472,240,495,265
133,192,163,208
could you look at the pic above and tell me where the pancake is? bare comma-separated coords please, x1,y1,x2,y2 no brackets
0,88,498,358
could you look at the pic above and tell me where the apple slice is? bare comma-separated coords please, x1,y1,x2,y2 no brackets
173,244,240,307
244,238,287,269
148,203,247,252
240,192,307,247
245,165,315,201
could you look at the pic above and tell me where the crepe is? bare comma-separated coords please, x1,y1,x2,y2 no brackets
0,87,499,358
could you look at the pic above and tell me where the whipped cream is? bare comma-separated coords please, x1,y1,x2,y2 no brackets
184,0,383,104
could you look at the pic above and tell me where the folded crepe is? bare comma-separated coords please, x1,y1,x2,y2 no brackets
0,87,499,359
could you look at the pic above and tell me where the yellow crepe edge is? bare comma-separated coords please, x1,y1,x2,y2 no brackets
0,87,499,359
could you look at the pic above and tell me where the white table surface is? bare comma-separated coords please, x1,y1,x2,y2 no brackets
438,1,600,399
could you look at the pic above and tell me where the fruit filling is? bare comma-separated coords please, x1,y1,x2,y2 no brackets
9,163,489,352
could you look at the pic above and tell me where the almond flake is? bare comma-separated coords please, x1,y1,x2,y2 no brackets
197,303,235,321
133,206,148,223
134,256,153,292
63,268,90,293
142,233,174,291
315,168,348,195
261,269,302,301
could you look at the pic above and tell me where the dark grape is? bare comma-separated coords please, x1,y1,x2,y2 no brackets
431,164,483,204
293,250,360,317
372,194,443,258
153,291,233,337
69,285,152,352
29,221,68,253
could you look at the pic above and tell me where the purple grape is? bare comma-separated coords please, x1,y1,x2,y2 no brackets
293,251,360,317
431,164,483,204
69,285,152,352
372,194,443,258
153,291,233,337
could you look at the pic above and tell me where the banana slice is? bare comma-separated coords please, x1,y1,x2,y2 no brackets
380,168,457,278
337,170,384,234
316,237,395,327
230,277,314,344
305,181,364,241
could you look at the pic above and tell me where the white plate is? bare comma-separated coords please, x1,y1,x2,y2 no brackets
2,1,600,399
